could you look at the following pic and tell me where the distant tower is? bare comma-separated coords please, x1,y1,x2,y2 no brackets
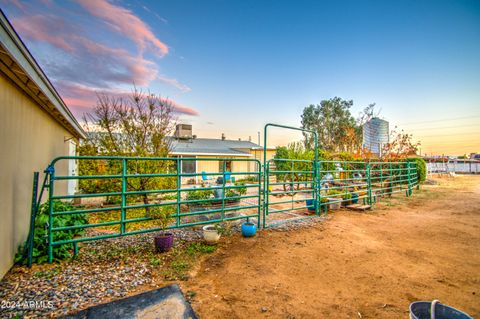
363,117,389,156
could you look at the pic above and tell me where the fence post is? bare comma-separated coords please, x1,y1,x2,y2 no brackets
367,163,372,205
176,158,181,227
222,161,226,221
47,165,55,264
26,172,39,267
262,163,268,229
257,161,262,228
314,160,320,216
120,158,127,235
406,161,412,197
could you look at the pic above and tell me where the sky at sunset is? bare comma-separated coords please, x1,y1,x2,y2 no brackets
1,0,479,155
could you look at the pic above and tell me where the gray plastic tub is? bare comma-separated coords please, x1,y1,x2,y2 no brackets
410,301,473,319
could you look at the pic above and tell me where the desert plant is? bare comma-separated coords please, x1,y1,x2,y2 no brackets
342,192,352,200
327,189,344,197
214,222,234,236
234,182,247,195
225,189,239,199
185,189,213,206
150,205,175,231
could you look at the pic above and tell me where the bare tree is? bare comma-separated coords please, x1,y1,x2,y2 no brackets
84,89,176,156
80,87,177,211
381,128,420,160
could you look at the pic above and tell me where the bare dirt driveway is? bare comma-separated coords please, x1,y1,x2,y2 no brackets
183,175,480,318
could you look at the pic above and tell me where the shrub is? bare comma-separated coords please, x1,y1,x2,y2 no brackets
233,182,247,195
185,189,213,206
342,192,352,200
16,200,88,264
150,205,175,231
326,189,344,197
234,176,258,183
404,157,427,183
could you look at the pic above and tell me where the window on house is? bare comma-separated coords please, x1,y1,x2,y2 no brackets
181,157,196,174
219,160,232,172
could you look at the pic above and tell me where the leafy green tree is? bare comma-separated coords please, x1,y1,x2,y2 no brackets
301,97,357,152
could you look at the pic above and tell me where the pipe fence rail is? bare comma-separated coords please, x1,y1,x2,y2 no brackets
262,159,418,227
27,155,419,264
40,156,262,263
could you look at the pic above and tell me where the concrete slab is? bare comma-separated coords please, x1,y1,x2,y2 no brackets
61,285,198,319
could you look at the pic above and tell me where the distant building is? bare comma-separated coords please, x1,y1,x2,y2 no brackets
362,117,389,156
170,124,276,183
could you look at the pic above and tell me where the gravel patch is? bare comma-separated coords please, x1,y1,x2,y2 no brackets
267,216,326,231
0,228,202,319
0,217,314,318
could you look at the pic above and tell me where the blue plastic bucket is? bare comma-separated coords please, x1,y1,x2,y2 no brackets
351,192,359,204
306,199,316,212
409,301,473,319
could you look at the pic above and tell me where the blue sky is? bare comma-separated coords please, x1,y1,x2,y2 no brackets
2,0,480,154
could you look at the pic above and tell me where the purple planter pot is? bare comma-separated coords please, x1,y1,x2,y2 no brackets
154,233,174,252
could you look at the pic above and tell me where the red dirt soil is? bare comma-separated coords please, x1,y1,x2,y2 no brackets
182,175,480,318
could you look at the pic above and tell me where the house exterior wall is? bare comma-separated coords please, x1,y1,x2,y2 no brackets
0,74,76,278
248,149,276,165
176,149,276,184
189,156,256,183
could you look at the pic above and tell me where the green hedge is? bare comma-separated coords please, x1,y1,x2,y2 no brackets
404,157,427,183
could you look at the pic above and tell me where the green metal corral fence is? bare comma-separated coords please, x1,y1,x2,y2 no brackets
261,159,418,228
42,156,262,263
25,130,419,264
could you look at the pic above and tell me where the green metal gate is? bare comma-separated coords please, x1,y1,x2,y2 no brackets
262,124,322,228
23,124,419,264
36,156,262,263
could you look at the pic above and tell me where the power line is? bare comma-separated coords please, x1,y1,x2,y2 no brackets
418,143,479,148
415,131,480,138
395,115,480,126
394,124,479,132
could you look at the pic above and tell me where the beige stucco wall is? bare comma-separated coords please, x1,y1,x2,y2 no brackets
177,149,276,184
0,74,75,278
199,156,254,179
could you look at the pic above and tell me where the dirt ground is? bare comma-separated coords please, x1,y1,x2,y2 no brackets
182,175,480,318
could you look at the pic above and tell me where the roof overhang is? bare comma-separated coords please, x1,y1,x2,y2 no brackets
243,147,276,151
170,151,252,157
0,10,86,139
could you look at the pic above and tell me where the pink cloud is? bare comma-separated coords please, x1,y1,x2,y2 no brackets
12,15,75,52
77,0,169,56
58,82,198,117
4,0,197,116
3,0,26,11
74,37,158,86
166,99,199,116
10,2,190,92
158,75,192,93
